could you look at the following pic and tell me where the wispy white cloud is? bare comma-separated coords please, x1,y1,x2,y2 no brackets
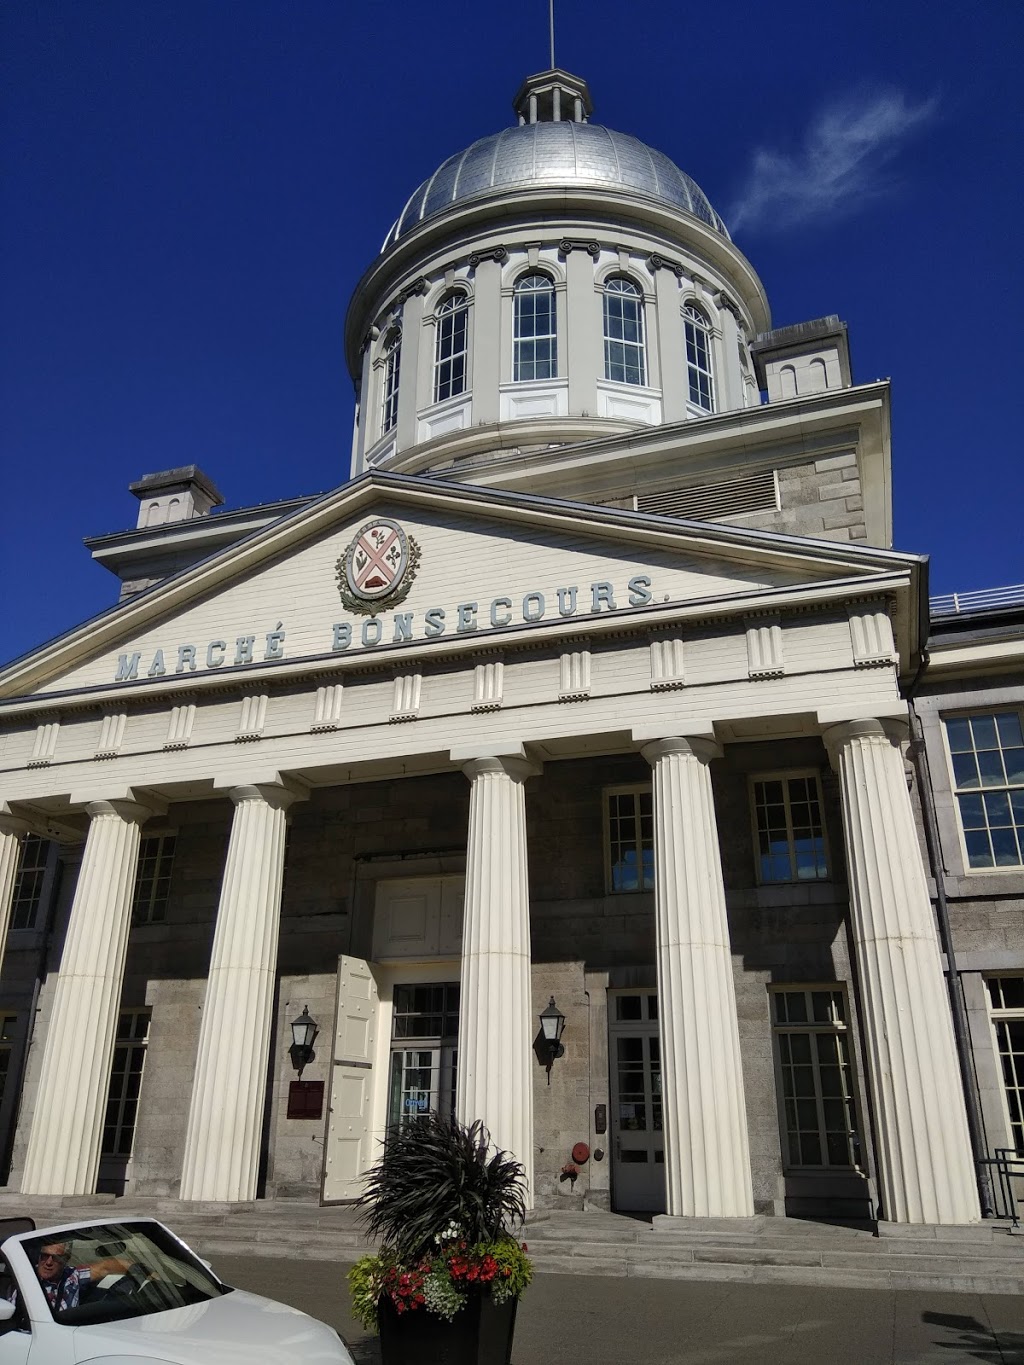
729,89,938,234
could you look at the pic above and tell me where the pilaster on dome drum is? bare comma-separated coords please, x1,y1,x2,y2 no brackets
824,719,980,1224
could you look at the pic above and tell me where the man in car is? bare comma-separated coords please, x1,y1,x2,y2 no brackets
26,1240,129,1312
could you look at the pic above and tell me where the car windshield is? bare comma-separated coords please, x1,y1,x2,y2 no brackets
18,1221,230,1325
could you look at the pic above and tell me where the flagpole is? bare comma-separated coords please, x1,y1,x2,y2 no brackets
549,0,555,70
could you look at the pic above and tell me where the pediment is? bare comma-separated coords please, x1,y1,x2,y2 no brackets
0,473,920,701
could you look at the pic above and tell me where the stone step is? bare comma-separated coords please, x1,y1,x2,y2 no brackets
3,1193,1023,1294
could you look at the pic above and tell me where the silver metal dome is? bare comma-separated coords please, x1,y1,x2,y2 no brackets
383,121,729,248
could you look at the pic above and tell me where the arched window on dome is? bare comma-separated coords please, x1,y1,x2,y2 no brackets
683,304,715,412
513,274,557,382
603,278,646,386
434,291,470,403
380,328,402,436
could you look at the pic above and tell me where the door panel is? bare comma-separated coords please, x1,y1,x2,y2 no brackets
609,991,665,1213
323,956,380,1201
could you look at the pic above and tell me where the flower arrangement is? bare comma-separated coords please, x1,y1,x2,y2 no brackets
347,1112,532,1335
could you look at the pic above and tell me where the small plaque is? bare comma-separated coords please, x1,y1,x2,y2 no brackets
287,1080,324,1120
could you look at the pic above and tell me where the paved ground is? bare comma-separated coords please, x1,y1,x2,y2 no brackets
214,1255,1024,1364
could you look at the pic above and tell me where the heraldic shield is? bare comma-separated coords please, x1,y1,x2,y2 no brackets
336,517,421,614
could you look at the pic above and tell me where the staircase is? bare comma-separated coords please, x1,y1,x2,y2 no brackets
2,1194,1022,1295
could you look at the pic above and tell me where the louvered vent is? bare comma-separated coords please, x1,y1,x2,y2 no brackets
636,470,778,521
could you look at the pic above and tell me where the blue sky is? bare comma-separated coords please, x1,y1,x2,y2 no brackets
2,0,1021,666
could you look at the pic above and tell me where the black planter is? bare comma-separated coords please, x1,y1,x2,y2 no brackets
378,1290,518,1365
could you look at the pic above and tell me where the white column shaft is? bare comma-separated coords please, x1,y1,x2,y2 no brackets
179,785,294,1202
828,720,979,1224
456,758,534,1200
21,801,148,1196
0,818,27,972
644,737,754,1217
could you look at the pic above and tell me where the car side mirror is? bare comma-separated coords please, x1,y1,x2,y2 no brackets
0,1300,16,1322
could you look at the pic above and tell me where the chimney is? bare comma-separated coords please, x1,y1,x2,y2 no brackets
129,466,225,529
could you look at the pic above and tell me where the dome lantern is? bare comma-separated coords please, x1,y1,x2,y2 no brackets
512,68,593,125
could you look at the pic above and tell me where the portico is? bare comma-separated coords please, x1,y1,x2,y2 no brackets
0,473,981,1223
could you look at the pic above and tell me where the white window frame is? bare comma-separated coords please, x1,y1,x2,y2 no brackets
10,834,51,931
683,303,715,412
433,291,470,403
131,834,177,925
943,711,1024,871
602,277,647,387
603,784,654,894
379,327,402,436
387,980,460,1129
770,985,862,1172
513,273,557,382
986,976,1024,1154
102,1008,151,1159
0,1014,17,1110
750,770,830,884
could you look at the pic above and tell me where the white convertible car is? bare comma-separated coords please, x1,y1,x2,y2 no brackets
0,1216,355,1364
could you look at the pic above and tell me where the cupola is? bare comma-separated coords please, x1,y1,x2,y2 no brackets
512,68,593,125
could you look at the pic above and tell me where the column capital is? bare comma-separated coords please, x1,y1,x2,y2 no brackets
0,812,31,840
641,735,722,767
226,779,307,812
84,795,165,825
460,754,540,785
822,717,909,768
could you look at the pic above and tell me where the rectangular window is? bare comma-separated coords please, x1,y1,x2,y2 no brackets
131,835,176,924
102,1009,150,1158
987,977,1024,1153
387,982,459,1128
752,773,828,883
602,280,646,386
513,276,557,381
10,834,49,932
945,713,1024,869
0,1015,17,1108
605,786,654,893
434,296,469,403
771,987,860,1169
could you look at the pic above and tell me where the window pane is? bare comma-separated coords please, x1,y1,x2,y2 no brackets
603,280,645,386
774,990,857,1170
514,275,557,382
608,788,655,893
754,775,827,883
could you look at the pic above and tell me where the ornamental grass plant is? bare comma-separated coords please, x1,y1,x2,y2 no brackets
347,1113,532,1333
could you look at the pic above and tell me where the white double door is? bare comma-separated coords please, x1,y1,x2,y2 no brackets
609,990,665,1213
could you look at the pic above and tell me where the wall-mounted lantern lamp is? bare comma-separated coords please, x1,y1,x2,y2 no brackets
539,996,566,1083
289,1006,319,1076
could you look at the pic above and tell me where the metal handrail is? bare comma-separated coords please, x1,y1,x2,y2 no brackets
976,1149,1024,1230
931,585,1024,617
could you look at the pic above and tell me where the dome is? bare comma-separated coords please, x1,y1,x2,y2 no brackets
383,120,730,249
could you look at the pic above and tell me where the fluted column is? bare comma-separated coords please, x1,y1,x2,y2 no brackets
21,799,154,1195
642,737,754,1217
825,719,979,1224
180,782,302,1202
456,756,536,1201
0,812,30,972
